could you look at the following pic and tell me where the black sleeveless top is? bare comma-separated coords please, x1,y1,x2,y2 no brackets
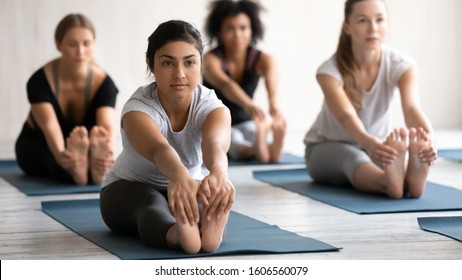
203,46,261,125
26,65,118,138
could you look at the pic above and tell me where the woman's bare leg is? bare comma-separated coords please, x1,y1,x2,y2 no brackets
166,223,201,254
383,128,408,199
405,128,431,197
66,126,89,185
89,126,114,184
200,208,229,253
353,163,388,194
254,117,270,163
269,118,287,162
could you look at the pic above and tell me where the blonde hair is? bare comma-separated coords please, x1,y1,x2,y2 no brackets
335,0,384,110
55,14,95,46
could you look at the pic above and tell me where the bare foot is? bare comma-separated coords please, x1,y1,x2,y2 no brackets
66,126,89,185
200,209,229,253
166,223,201,254
89,126,114,184
269,117,287,162
254,117,270,163
405,128,430,197
383,128,407,199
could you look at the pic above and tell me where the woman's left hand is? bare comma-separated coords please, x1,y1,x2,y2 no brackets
199,172,235,221
418,128,438,165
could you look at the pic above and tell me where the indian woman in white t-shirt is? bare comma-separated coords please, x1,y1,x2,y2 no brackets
304,0,437,199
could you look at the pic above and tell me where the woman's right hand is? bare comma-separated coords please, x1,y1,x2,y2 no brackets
245,103,265,121
364,136,398,165
168,174,200,226
56,150,79,170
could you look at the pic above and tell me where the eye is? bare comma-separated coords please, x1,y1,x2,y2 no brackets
185,59,196,67
161,60,173,67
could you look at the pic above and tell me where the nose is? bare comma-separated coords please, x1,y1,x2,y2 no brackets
369,21,378,32
77,44,85,56
173,64,185,79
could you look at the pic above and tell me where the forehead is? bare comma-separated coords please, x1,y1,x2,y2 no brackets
222,13,251,26
62,27,94,41
156,41,200,58
350,0,387,17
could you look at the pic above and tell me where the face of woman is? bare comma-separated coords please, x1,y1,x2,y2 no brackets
153,41,201,101
219,13,252,52
344,0,388,50
57,27,95,66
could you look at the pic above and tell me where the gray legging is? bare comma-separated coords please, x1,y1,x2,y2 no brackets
100,180,176,248
305,142,372,186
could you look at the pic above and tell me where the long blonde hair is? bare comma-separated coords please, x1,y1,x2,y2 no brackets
335,0,384,110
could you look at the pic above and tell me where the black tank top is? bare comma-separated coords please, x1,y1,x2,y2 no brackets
203,46,261,125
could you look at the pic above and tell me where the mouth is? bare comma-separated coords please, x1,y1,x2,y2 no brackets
171,84,188,89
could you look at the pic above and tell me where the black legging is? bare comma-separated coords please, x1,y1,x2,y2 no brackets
15,123,74,183
100,179,176,248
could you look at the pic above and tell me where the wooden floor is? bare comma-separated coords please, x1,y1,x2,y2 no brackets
1,130,462,260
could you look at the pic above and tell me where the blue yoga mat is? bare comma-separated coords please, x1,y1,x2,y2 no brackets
253,168,462,214
418,216,462,242
438,149,462,163
0,160,99,196
228,152,304,166
41,199,339,259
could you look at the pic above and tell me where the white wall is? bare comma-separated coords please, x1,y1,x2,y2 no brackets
1,0,461,150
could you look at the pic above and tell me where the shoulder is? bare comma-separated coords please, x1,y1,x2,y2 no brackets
91,63,118,92
382,45,417,67
27,64,51,92
381,45,417,83
316,54,342,82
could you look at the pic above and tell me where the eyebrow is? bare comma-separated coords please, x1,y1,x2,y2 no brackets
158,54,198,60
355,12,385,18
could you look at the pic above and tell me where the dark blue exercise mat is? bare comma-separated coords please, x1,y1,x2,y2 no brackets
0,160,99,196
228,152,304,166
253,168,462,214
418,216,462,242
438,149,462,163
41,199,339,260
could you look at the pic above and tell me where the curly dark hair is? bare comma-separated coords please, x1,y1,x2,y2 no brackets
204,0,264,46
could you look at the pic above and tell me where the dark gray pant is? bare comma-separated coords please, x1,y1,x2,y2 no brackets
100,180,176,248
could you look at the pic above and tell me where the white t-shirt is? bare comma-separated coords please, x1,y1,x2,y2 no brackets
102,82,225,190
304,45,416,145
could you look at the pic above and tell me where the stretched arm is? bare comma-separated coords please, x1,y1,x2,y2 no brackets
203,52,265,120
257,53,284,120
317,74,397,164
95,106,116,146
398,67,433,133
200,107,235,220
398,67,437,163
30,103,78,169
122,111,200,225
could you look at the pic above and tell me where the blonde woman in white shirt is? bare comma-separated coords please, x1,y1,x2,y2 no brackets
304,0,437,199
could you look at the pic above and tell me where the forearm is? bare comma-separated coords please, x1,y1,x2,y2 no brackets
404,107,433,134
220,81,254,109
340,113,378,149
152,143,190,180
203,142,229,177
41,123,66,160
